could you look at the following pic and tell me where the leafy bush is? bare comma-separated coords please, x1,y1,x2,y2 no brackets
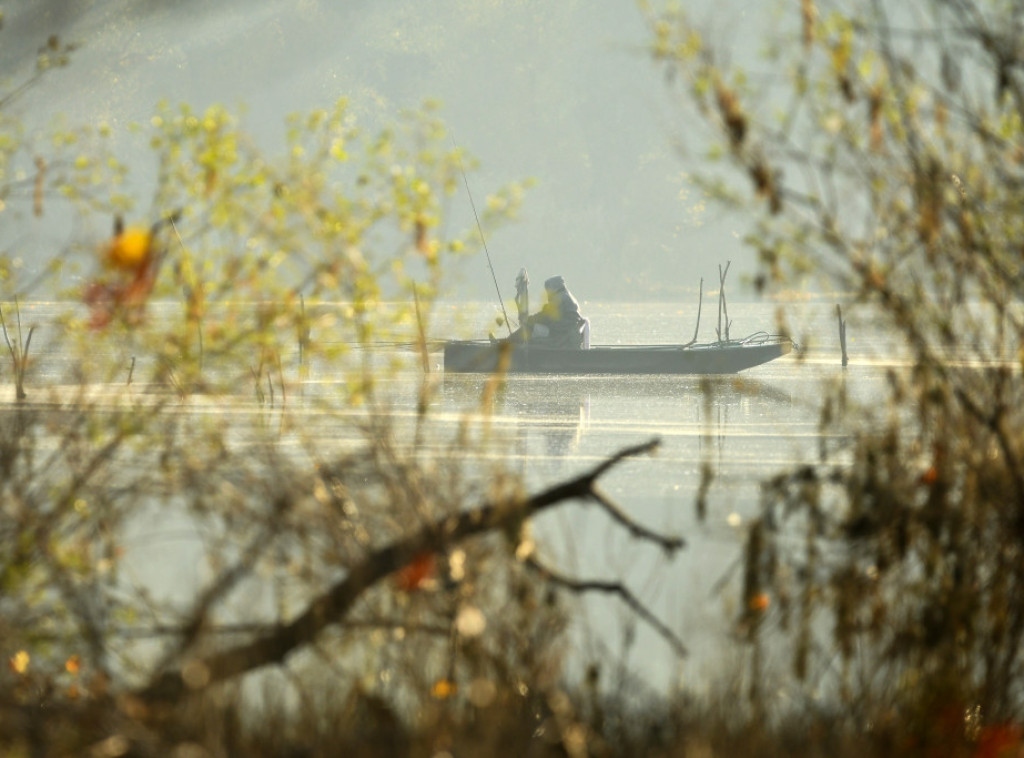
646,0,1024,748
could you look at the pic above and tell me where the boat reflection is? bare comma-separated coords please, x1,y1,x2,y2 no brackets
441,373,795,417
439,372,799,476
515,389,590,462
441,376,591,471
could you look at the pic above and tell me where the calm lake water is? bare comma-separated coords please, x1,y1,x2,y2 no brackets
5,298,905,696
422,299,896,695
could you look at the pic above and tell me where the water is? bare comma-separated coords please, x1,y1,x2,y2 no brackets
3,298,898,696
422,300,881,694
374,299,903,694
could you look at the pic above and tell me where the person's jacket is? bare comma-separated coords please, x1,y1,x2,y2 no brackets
528,276,585,347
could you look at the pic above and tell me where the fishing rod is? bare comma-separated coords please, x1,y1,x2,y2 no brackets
451,134,513,336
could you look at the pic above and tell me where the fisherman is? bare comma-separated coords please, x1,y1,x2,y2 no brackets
511,274,587,349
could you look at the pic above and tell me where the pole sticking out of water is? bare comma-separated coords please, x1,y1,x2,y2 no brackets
716,261,731,343
450,134,513,337
298,295,309,372
836,304,848,367
683,278,704,348
413,288,430,374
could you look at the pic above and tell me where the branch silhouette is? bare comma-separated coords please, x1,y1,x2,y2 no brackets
138,438,670,705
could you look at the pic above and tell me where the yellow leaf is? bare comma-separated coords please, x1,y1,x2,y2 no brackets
9,650,29,674
105,227,152,270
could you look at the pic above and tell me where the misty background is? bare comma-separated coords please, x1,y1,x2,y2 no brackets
1,0,767,302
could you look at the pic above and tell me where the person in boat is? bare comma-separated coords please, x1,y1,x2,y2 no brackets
510,274,587,349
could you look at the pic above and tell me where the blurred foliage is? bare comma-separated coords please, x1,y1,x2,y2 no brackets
645,0,1024,747
59,96,533,395
0,21,689,758
15,0,1024,752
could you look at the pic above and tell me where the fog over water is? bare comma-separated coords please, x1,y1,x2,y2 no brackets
1,1,769,301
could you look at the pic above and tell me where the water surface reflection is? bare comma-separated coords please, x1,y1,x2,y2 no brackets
435,367,827,692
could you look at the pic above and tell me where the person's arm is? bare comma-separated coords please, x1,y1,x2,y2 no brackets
530,301,559,327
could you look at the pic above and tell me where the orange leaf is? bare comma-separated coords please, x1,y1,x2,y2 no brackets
748,592,770,613
395,551,436,592
431,678,457,699
65,655,81,675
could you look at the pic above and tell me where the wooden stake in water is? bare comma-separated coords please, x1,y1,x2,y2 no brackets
836,304,848,367
683,277,704,348
298,295,310,376
413,288,430,374
716,261,732,343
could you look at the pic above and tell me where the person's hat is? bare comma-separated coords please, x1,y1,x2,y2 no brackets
544,275,566,292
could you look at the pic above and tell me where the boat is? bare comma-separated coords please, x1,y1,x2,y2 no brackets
444,265,794,375
443,331,793,375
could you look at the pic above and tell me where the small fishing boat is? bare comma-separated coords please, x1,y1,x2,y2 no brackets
443,332,793,375
444,263,793,375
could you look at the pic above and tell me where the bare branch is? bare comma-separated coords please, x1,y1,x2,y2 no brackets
589,485,685,554
153,527,280,675
525,555,688,658
137,438,663,705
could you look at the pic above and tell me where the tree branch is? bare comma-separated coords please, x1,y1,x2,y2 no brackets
137,438,663,705
524,555,688,658
589,485,685,554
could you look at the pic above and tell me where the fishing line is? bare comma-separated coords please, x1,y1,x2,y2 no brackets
450,133,512,336
168,214,186,252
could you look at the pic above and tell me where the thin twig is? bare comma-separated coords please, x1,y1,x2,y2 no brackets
525,555,688,657
0,301,32,399
17,327,33,399
589,485,685,554
154,528,279,674
0,306,14,358
275,351,286,408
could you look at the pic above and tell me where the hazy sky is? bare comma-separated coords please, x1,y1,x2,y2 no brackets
1,1,764,301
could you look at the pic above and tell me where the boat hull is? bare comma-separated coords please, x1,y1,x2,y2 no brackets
443,337,792,375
